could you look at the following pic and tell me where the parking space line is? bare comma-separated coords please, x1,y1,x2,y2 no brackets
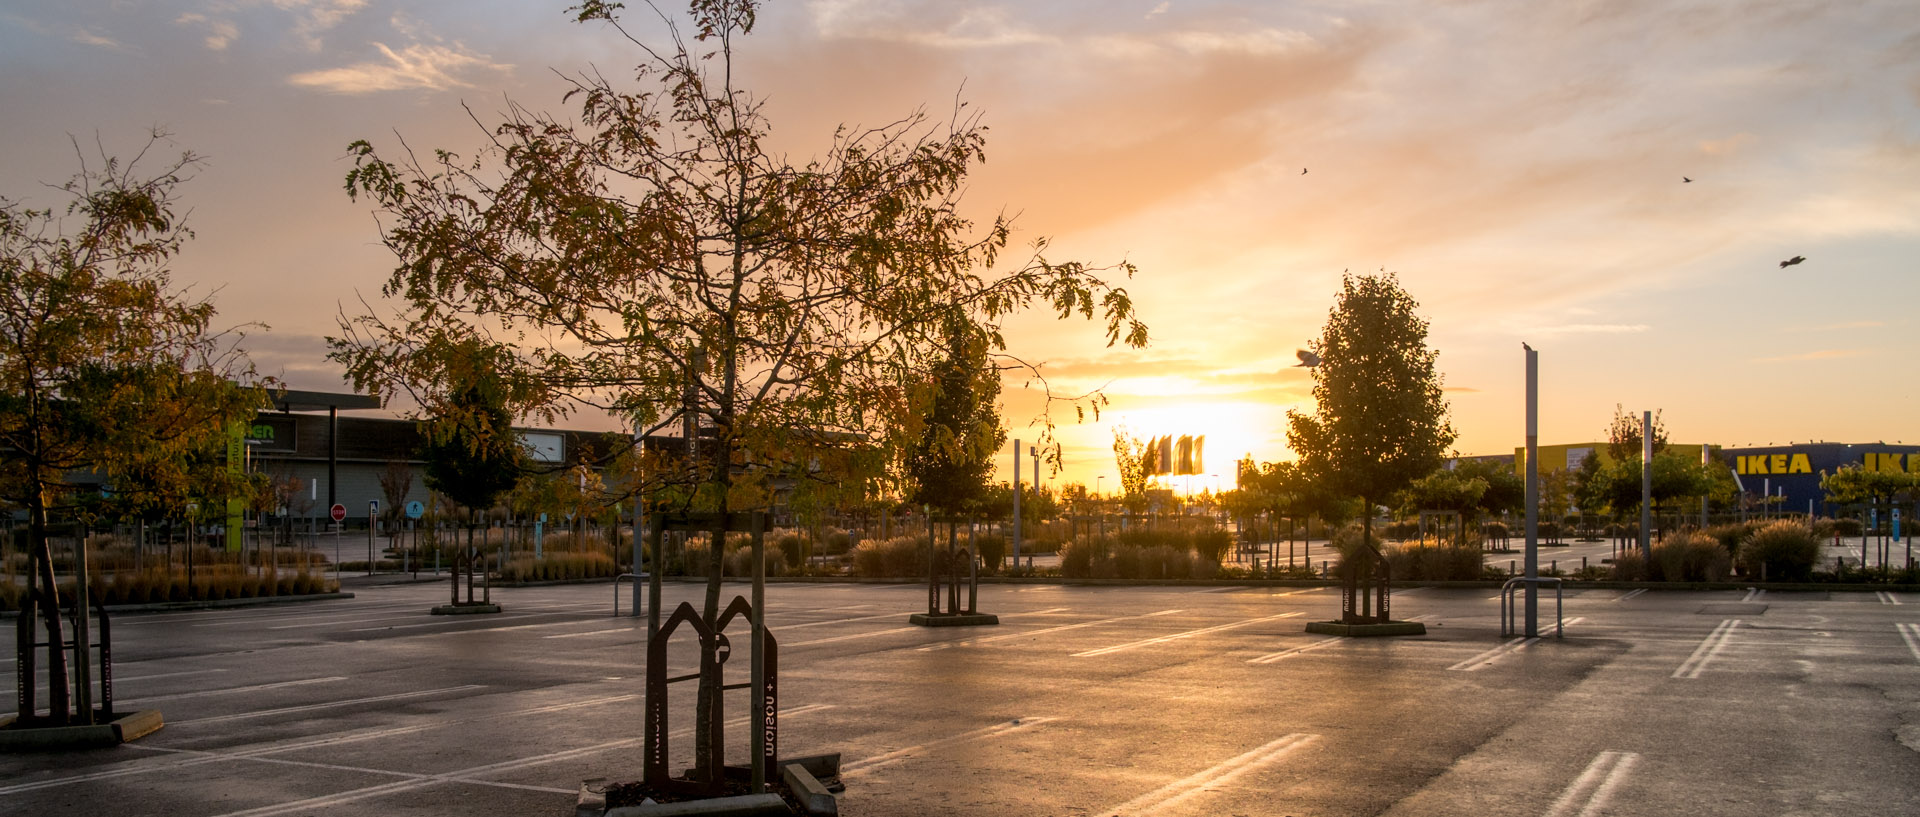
3,693,645,796
1672,619,1740,679
779,611,922,631
1097,733,1318,816
169,684,487,726
543,627,636,639
1878,591,1901,606
1897,623,1920,661
346,613,554,632
786,627,920,647
1249,637,1341,664
1614,589,1646,602
117,676,347,706
919,610,1183,652
1448,618,1583,672
842,716,1059,776
1543,751,1638,817
192,704,834,817
1072,612,1305,658
113,668,230,684
133,744,579,794
1741,588,1765,602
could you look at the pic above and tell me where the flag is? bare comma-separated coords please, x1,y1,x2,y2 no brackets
1158,435,1173,476
1176,435,1193,475
1193,435,1204,475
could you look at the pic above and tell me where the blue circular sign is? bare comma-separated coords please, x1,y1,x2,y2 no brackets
404,500,425,520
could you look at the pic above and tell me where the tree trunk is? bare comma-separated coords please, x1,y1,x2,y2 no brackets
28,479,71,724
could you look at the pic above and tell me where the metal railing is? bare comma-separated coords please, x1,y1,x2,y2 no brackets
613,572,649,618
1500,576,1564,638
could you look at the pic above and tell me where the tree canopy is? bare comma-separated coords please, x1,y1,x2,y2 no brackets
1286,272,1455,511
904,318,1005,516
0,131,268,723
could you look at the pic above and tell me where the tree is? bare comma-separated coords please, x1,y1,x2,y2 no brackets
1287,272,1454,623
1453,458,1524,520
329,0,1147,771
1111,425,1153,514
378,460,414,535
0,132,268,724
904,317,1004,519
417,342,526,565
1821,464,1918,517
1393,469,1486,544
1604,403,1668,462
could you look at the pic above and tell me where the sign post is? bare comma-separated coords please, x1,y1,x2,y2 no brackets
330,504,346,579
368,500,379,576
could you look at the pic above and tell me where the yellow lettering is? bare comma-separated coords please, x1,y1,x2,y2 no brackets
1745,455,1766,475
1873,452,1902,473
1789,453,1811,474
1771,454,1788,474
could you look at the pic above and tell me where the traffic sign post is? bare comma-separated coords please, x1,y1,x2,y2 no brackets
368,501,379,577
330,504,347,523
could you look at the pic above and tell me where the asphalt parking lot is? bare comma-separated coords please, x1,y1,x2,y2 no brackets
5,577,1918,816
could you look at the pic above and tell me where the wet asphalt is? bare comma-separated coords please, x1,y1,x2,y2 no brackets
3,576,1917,817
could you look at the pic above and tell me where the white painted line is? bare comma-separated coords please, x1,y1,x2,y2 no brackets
347,613,554,632
1672,619,1740,679
919,609,1183,652
1249,637,1341,664
778,611,917,630
412,619,595,637
269,614,425,630
1614,589,1646,602
1741,588,1765,602
1450,638,1533,672
193,704,834,817
0,693,645,796
1072,612,1305,658
842,717,1060,776
118,676,347,706
169,684,487,726
1543,751,1639,817
1897,623,1920,662
134,744,578,795
1189,585,1246,594
1878,591,1901,606
543,627,636,639
785,627,920,647
113,668,231,684
1097,733,1318,816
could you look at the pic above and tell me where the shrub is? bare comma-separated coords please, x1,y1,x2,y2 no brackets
975,534,1007,573
850,536,928,579
1383,542,1484,581
1611,550,1648,581
1650,532,1730,582
1190,558,1219,580
1704,523,1755,557
1193,530,1233,564
1383,520,1420,540
1830,517,1864,537
1738,520,1820,582
725,544,784,578
821,531,853,556
776,533,806,569
1139,545,1191,580
1059,539,1098,578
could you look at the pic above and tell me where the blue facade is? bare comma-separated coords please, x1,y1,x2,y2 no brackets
1720,443,1920,514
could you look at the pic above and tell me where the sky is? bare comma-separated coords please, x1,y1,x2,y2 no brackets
4,0,1918,495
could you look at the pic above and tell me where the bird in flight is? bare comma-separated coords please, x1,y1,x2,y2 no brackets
1301,168,1308,175
1779,255,1806,268
1682,177,1692,183
1293,349,1320,367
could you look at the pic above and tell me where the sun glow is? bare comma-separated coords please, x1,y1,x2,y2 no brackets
1103,400,1295,494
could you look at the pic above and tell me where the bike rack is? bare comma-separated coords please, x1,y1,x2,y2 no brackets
1500,576,1564,638
613,572,649,618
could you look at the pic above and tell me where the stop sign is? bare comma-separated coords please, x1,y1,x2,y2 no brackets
330,503,347,522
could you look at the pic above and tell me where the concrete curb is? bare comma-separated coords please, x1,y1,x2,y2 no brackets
1305,621,1428,637
908,612,999,627
0,709,163,750
430,603,503,615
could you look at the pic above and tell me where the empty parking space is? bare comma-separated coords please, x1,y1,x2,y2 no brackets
5,580,1918,816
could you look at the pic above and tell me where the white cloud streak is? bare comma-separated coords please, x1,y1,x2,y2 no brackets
288,41,510,94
